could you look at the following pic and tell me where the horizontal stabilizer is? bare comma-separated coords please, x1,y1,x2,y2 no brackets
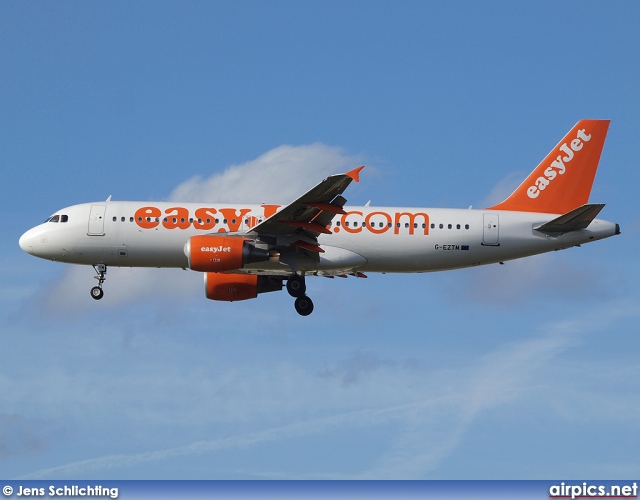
535,203,605,233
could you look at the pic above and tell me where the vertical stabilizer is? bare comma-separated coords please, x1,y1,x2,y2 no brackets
489,120,610,214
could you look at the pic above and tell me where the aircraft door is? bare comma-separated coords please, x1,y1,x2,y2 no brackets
88,205,106,235
482,213,499,246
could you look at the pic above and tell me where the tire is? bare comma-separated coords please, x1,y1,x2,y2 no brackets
90,286,104,300
286,275,306,297
294,295,314,316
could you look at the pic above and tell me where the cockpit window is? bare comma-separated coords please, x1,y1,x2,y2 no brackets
45,214,68,223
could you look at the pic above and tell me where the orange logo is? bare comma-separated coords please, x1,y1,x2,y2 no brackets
134,205,431,236
527,128,592,199
134,205,277,232
334,211,429,235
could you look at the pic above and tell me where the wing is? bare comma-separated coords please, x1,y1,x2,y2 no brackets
245,166,364,253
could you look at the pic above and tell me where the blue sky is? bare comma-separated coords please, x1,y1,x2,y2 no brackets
2,1,640,480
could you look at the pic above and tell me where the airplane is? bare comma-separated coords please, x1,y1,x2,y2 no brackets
19,119,620,316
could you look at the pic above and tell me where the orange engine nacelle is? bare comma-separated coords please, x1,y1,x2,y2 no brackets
185,235,271,272
205,273,283,302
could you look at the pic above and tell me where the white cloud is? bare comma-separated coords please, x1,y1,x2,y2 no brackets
448,252,608,307
21,299,639,479
40,266,200,314
12,145,635,480
168,143,363,204
37,144,363,312
318,350,399,387
479,170,525,208
0,414,54,459
14,329,563,479
360,331,571,478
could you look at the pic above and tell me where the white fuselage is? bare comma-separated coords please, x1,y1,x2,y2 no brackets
18,201,619,275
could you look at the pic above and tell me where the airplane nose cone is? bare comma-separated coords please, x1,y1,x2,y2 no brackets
19,230,34,255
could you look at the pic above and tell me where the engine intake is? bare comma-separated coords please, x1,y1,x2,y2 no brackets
185,235,270,272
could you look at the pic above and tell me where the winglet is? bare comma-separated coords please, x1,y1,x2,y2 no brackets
489,120,610,214
346,166,365,182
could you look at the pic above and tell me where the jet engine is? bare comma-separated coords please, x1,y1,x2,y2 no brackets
205,272,283,301
185,235,270,272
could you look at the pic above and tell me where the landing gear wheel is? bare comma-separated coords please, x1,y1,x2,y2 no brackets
91,264,107,301
294,295,314,316
286,275,306,297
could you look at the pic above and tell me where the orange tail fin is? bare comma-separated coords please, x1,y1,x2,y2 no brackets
489,119,610,214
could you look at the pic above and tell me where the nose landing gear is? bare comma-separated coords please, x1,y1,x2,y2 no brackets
90,264,107,300
287,274,314,316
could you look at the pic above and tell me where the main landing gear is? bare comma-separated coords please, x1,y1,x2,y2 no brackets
287,274,314,316
90,264,107,300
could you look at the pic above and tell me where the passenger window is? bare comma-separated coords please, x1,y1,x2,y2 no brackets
112,217,117,222
379,222,384,228
61,215,68,223
456,224,461,229
431,223,435,229
353,221,358,227
130,217,134,222
448,224,452,229
439,224,443,229
121,217,125,222
336,221,341,226
465,224,470,230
